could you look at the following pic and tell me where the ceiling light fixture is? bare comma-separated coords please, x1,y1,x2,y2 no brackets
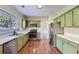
38,5,43,9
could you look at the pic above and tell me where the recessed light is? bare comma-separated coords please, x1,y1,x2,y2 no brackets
38,5,43,9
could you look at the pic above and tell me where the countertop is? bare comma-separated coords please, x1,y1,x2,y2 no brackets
56,33,79,44
0,30,30,45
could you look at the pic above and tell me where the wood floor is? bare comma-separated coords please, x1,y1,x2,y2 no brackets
18,38,61,54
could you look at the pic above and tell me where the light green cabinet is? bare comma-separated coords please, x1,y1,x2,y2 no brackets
73,7,79,26
22,35,25,46
60,15,65,27
56,36,63,52
17,36,23,51
63,39,77,54
17,34,28,51
22,34,28,46
0,45,3,54
65,11,73,27
54,17,60,23
25,34,28,42
56,35,78,54
77,44,79,54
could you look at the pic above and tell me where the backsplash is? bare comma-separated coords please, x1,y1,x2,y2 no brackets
64,27,79,35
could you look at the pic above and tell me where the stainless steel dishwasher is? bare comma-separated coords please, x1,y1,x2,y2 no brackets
3,39,17,54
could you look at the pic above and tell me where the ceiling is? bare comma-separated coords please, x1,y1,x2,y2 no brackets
14,5,68,17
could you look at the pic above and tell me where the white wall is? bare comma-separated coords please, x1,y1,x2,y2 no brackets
40,17,49,39
64,27,79,35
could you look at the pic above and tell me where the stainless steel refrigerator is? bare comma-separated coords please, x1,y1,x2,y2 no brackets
49,22,64,47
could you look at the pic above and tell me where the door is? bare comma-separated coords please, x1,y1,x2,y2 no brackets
65,11,73,27
63,39,77,54
73,7,79,26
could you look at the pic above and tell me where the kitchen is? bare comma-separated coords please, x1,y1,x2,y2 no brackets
0,5,79,54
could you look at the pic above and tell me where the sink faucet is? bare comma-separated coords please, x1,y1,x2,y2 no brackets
13,29,19,35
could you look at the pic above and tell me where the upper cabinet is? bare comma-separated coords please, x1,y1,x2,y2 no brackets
54,17,60,23
73,7,79,26
54,6,79,27
28,20,40,28
65,11,73,27
60,15,65,27
22,17,28,29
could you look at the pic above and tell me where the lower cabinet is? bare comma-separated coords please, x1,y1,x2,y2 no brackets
56,36,63,52
63,39,77,54
17,34,29,51
56,35,78,54
0,45,3,54
17,36,23,51
22,34,28,46
17,37,23,51
0,34,29,54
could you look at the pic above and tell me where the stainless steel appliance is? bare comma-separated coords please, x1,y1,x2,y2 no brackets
49,23,64,47
3,39,17,54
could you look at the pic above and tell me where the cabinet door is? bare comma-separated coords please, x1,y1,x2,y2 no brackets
54,18,60,23
60,15,65,27
22,35,27,46
56,36,63,52
0,45,3,54
73,7,79,26
63,39,77,54
77,44,79,54
22,35,25,46
26,34,28,42
65,11,73,27
17,36,23,51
